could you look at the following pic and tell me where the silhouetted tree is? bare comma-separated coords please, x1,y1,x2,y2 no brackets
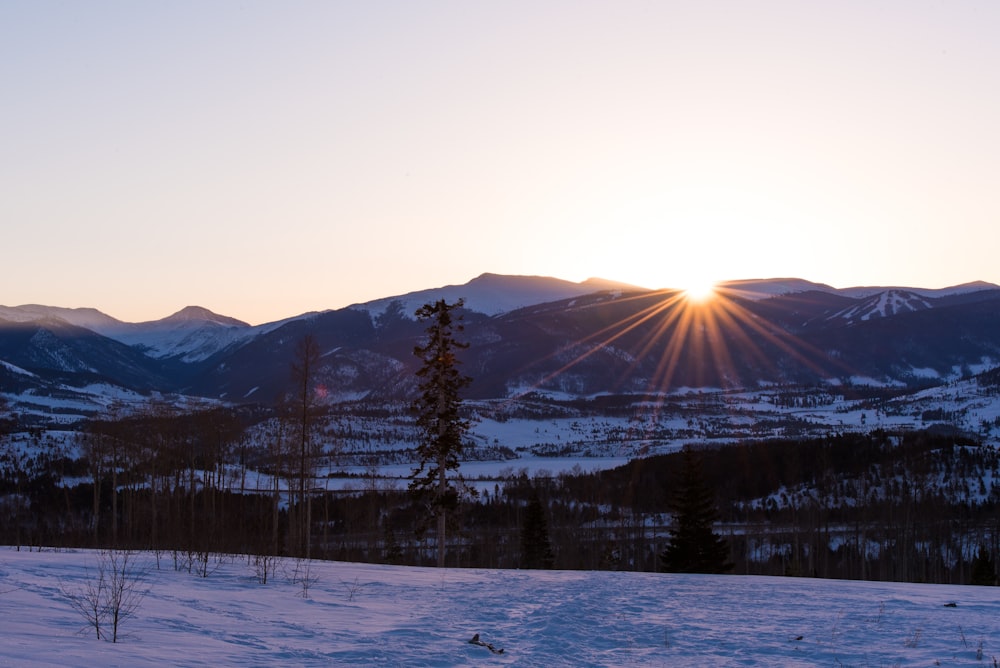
520,493,555,569
660,446,732,574
289,334,322,558
970,544,997,585
409,299,472,567
0,396,11,434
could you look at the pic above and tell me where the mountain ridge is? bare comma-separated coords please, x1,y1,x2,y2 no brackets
5,275,997,328
3,274,1000,426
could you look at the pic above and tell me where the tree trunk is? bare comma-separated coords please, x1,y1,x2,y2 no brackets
437,453,447,568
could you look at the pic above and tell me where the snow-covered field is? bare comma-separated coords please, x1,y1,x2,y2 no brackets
2,547,998,666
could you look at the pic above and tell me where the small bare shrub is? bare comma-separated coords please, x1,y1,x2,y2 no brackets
253,553,280,585
341,576,368,602
289,557,318,599
61,549,149,643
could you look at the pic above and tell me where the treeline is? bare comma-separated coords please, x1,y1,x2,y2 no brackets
579,431,1000,582
2,413,998,585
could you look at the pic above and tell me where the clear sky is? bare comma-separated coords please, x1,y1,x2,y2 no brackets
3,1,999,325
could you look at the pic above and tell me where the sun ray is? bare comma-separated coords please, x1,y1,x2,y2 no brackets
511,290,688,395
506,281,866,422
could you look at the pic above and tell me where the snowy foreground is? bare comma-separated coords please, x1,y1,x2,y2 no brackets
2,548,999,667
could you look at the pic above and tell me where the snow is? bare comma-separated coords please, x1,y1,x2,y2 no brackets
0,305,124,331
354,273,634,320
111,320,268,363
714,279,1000,304
0,303,282,363
331,457,636,494
716,278,837,300
831,290,933,323
3,547,998,666
840,282,1000,299
0,359,36,377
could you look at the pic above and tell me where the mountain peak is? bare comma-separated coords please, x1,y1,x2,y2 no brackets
159,306,249,328
358,273,633,319
716,278,837,300
0,304,125,332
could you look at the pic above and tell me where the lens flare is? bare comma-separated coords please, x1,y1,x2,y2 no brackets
683,282,717,302
510,284,854,408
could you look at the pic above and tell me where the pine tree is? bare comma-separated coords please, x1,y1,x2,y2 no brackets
409,299,473,568
660,446,732,574
970,544,997,585
520,493,555,569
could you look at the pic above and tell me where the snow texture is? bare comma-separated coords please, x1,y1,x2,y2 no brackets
2,548,998,667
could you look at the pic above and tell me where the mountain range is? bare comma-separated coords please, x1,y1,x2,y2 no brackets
3,273,1000,425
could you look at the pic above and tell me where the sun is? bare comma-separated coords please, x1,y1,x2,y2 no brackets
683,280,717,302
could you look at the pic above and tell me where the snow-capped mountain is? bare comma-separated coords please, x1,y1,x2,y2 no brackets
0,304,283,364
717,278,999,301
3,274,1000,424
837,280,1000,299
110,306,257,363
0,304,126,334
353,273,642,319
716,277,838,299
828,289,933,323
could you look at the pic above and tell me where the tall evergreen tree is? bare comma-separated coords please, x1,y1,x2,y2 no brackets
409,299,472,568
660,446,732,574
520,493,555,569
970,544,997,585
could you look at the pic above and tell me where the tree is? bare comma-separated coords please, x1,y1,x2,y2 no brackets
0,395,11,435
289,334,322,559
970,544,997,585
409,299,473,568
520,492,555,569
61,549,148,643
660,446,733,574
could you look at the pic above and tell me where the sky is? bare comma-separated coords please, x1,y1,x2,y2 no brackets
3,1,999,325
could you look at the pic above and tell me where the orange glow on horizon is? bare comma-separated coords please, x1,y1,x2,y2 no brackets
509,283,857,406
682,281,717,303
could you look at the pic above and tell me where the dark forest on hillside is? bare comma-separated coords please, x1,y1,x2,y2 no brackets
2,406,998,585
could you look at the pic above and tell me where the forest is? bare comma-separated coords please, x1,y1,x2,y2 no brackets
2,405,998,585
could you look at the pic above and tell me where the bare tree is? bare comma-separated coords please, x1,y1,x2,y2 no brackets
289,334,322,558
62,559,106,640
62,549,149,643
104,549,148,642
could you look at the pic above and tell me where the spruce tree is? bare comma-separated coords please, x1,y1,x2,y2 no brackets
520,493,555,569
409,299,472,568
970,544,997,585
660,446,732,574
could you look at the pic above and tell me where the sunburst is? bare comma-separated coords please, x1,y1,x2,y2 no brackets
682,281,717,303
512,283,852,406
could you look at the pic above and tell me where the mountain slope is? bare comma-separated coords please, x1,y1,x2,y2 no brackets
187,285,1000,402
718,278,1000,301
828,289,933,323
0,304,126,334
0,316,171,391
110,306,258,362
353,273,642,319
3,276,1000,417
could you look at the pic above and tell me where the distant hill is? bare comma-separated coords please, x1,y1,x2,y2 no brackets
2,274,1000,423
